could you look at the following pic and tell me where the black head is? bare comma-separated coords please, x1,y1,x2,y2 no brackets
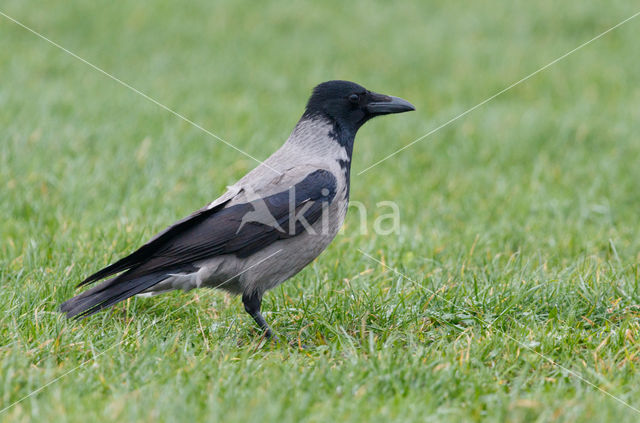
303,80,415,135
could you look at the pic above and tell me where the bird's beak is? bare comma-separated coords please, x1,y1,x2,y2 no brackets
366,92,415,115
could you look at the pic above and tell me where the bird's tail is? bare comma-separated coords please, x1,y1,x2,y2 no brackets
59,270,171,318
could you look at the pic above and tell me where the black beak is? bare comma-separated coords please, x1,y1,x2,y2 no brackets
366,92,415,115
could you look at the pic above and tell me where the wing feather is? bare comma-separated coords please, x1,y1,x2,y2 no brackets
79,169,337,286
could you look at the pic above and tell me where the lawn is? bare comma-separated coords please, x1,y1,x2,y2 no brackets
1,1,640,421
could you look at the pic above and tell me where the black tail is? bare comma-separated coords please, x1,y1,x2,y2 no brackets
60,270,172,318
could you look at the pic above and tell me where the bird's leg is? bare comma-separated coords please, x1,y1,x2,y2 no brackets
242,291,275,339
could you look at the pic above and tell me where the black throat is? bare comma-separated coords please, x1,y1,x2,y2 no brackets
300,110,354,199
325,117,354,199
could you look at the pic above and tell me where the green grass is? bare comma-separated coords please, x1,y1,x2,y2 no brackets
2,0,640,421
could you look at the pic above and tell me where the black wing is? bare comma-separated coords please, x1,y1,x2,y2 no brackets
130,169,336,272
77,197,232,286
61,169,337,317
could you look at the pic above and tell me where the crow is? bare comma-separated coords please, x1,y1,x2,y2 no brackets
60,80,414,338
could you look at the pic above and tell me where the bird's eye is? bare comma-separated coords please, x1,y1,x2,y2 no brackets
348,93,359,104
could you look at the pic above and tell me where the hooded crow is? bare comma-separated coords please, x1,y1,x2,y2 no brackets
60,80,415,338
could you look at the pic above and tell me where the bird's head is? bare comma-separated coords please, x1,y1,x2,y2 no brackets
304,80,415,135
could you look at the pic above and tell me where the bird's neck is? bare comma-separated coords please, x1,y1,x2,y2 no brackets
288,114,356,162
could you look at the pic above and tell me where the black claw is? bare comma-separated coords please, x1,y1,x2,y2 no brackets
242,291,275,339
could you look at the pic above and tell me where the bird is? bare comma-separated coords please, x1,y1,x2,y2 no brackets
60,80,415,339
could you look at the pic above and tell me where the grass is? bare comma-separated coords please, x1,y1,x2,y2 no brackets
1,0,640,421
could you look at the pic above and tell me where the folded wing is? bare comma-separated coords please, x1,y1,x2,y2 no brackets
60,169,337,317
